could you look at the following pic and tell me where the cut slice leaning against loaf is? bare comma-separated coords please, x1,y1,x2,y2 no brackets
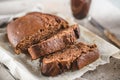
41,42,99,76
28,24,80,60
7,12,69,54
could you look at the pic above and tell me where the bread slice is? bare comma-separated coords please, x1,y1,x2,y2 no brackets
28,24,80,59
41,42,99,76
7,12,69,54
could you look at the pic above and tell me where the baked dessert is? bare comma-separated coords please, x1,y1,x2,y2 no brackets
41,42,99,76
7,12,100,77
7,12,69,54
28,24,80,59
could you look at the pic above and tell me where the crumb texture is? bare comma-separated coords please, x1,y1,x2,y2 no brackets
41,42,99,76
28,24,80,59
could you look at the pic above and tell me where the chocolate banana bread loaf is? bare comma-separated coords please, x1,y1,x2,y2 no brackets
7,12,69,54
41,42,99,76
7,12,100,77
28,24,80,59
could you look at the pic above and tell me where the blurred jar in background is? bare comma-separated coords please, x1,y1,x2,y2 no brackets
71,0,91,19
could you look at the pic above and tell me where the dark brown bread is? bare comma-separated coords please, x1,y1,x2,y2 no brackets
28,24,80,59
7,12,69,54
41,42,99,76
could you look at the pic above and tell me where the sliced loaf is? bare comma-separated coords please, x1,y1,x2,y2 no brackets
41,42,99,76
28,24,80,59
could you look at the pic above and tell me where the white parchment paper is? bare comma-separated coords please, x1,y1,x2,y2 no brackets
0,4,120,80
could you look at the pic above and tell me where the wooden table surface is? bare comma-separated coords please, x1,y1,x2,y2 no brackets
0,0,120,80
